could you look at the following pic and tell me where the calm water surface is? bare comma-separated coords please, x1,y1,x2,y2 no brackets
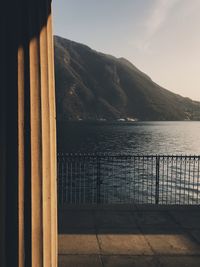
57,121,200,204
57,121,200,155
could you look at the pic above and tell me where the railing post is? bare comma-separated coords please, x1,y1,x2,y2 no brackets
97,156,101,204
155,156,160,204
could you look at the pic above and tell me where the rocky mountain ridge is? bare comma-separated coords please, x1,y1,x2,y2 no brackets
54,35,200,121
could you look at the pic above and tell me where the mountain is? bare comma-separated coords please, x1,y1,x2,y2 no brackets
54,35,200,121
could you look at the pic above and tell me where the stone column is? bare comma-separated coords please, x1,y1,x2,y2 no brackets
0,1,57,266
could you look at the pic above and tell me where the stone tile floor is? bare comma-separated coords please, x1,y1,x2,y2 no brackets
58,205,200,267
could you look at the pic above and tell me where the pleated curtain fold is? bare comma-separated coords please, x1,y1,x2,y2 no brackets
0,1,57,266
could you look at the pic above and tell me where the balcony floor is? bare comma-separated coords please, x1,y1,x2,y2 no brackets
58,204,200,267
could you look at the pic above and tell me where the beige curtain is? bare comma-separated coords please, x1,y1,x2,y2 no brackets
0,1,57,266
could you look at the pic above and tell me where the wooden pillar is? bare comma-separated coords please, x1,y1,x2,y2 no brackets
0,1,57,266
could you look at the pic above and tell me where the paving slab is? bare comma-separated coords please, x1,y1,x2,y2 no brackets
98,228,153,255
59,234,100,254
59,255,103,267
102,256,159,267
142,228,200,255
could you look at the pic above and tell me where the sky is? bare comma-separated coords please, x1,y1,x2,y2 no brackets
53,0,200,101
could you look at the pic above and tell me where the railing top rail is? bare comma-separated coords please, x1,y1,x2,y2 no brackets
57,153,200,159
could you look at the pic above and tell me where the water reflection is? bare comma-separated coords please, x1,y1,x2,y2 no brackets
57,121,200,155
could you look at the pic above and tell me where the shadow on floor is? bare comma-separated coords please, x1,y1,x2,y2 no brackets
58,205,200,267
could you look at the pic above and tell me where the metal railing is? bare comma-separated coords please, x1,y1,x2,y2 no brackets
57,154,200,205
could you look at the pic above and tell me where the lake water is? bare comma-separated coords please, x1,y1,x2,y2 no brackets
57,121,200,155
57,121,200,204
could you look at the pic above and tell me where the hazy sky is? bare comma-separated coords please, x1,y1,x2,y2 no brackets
53,0,200,101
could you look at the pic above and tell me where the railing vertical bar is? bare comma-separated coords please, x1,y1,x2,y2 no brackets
179,156,182,205
103,158,105,204
122,158,124,203
142,156,145,203
122,157,124,203
105,157,107,204
106,158,108,203
133,157,136,203
138,156,140,204
138,157,141,203
151,156,153,204
140,157,142,204
166,157,169,204
197,157,200,204
195,157,198,205
147,157,149,203
192,157,195,205
120,157,122,203
175,156,178,204
93,157,96,204
170,157,173,204
155,156,160,204
184,156,187,205
112,156,114,203
125,157,127,202
130,157,132,203
137,157,140,204
187,157,190,205
161,156,164,204
188,156,191,204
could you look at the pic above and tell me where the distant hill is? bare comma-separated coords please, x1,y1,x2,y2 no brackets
54,35,200,121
